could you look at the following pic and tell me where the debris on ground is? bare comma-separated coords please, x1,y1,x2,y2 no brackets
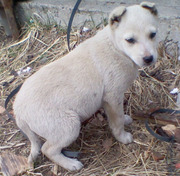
0,21,180,175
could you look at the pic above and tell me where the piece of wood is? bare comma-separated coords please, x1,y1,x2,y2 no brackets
0,152,28,176
0,0,19,40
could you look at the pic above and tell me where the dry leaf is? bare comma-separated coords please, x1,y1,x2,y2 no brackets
91,117,102,126
152,151,165,162
175,163,180,169
176,151,180,160
0,106,5,114
162,124,180,143
0,152,28,176
102,138,113,151
162,124,177,136
175,128,180,143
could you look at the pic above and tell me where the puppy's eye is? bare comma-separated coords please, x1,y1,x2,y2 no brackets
149,32,156,39
125,38,136,44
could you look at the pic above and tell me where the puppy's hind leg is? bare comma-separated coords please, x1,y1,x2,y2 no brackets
41,142,83,171
41,114,83,171
16,119,42,168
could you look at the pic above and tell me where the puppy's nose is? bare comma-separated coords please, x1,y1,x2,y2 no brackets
143,55,153,64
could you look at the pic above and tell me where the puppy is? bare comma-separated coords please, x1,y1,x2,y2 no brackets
13,2,158,171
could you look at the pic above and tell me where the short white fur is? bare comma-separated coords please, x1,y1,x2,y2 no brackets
13,2,158,171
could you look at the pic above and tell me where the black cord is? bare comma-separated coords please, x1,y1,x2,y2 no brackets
4,84,22,122
145,109,178,175
145,118,175,143
67,0,82,51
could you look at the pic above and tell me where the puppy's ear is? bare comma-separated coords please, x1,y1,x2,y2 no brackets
109,6,126,29
140,2,158,16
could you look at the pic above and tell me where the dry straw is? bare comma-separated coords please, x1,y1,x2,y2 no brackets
0,21,179,176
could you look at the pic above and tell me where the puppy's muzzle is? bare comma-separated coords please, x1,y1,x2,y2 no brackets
143,55,154,65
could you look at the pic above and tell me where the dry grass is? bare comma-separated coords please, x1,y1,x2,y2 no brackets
125,41,180,116
0,21,180,176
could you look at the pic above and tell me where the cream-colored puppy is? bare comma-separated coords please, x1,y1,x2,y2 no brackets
13,2,158,171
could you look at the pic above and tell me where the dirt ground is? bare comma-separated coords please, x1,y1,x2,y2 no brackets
0,22,180,176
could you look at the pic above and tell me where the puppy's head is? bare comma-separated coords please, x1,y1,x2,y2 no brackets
109,2,158,67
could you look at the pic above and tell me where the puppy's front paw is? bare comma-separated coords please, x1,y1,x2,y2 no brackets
124,115,133,125
118,131,133,144
65,158,83,171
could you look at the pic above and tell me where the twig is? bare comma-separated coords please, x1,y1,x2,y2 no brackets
140,153,149,176
133,139,149,147
29,164,53,172
0,143,26,150
7,130,20,142
0,130,20,137
142,68,176,105
95,153,109,175
21,38,61,69
26,171,43,176
0,31,32,50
